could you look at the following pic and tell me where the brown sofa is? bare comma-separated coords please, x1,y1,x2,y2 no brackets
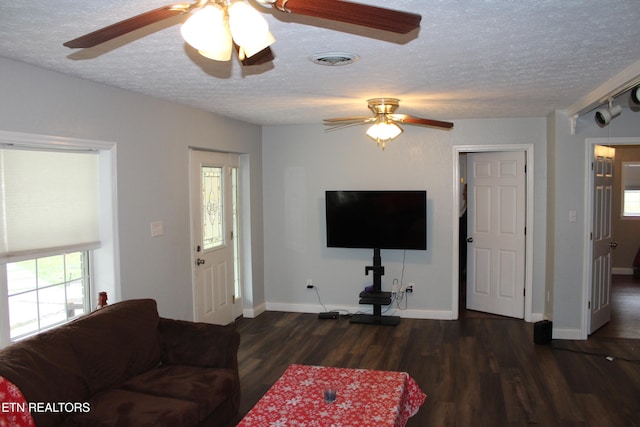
0,299,240,427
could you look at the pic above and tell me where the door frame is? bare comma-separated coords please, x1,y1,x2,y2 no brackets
582,137,640,338
452,144,534,321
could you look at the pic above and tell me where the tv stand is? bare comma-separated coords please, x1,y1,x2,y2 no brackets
350,248,400,326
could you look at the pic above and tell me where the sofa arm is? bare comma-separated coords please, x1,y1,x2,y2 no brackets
158,318,240,370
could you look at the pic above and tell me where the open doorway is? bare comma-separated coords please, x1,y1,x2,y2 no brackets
452,145,534,321
584,140,640,338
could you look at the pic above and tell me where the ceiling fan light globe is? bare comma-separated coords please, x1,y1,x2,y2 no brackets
198,48,232,61
180,5,233,61
366,121,403,142
229,1,275,58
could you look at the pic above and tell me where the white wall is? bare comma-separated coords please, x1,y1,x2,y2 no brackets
262,118,547,319
0,57,264,321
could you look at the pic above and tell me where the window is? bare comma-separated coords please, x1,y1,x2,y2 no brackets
0,130,118,347
7,251,90,340
622,162,640,217
202,166,224,249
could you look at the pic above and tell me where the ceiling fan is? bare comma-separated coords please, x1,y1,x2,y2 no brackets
324,98,454,149
63,0,422,64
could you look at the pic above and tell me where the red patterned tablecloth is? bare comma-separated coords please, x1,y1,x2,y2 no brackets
0,376,36,427
237,364,426,427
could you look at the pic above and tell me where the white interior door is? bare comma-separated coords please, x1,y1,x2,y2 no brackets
589,145,615,334
466,151,526,318
190,150,238,325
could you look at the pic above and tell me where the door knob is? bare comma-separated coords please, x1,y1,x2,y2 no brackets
466,237,473,243
196,258,205,265
609,241,618,248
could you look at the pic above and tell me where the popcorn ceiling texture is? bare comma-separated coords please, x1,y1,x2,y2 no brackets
1,0,639,125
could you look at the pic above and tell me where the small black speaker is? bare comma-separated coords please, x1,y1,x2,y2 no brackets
534,320,552,345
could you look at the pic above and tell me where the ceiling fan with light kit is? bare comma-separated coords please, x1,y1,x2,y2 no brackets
63,0,422,64
324,98,454,150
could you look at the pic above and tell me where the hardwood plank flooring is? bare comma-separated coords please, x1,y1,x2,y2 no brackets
226,307,640,426
592,275,640,339
225,276,640,425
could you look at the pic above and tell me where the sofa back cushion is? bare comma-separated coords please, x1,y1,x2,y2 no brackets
66,299,162,395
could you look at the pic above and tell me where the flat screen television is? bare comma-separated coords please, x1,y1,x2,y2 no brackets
325,190,427,250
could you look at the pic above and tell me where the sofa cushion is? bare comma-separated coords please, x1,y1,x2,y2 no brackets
0,326,89,427
66,299,162,394
159,319,239,369
121,365,238,422
61,389,199,427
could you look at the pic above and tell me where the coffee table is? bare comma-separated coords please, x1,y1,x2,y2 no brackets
237,364,426,427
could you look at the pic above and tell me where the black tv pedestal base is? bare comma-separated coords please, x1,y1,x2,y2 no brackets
350,248,400,326
350,313,400,326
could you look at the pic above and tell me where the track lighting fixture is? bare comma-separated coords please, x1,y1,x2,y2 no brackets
631,85,640,106
594,99,622,127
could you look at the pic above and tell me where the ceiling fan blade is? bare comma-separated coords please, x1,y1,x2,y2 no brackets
324,116,373,123
63,3,193,48
324,121,373,132
392,114,454,129
273,0,421,34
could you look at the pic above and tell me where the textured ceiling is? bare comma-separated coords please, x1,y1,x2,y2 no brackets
1,1,640,125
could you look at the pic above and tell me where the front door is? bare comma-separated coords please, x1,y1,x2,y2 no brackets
466,151,526,318
190,150,238,325
589,145,615,334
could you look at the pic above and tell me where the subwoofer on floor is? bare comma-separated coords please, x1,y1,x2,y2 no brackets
534,320,552,345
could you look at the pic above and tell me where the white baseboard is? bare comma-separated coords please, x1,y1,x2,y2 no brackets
242,302,266,319
264,302,554,323
551,327,585,340
529,312,545,322
612,267,633,275
265,302,473,321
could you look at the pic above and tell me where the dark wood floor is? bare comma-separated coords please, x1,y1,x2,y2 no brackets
592,275,640,339
227,278,640,426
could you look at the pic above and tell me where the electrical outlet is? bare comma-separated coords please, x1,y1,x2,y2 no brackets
306,279,314,289
406,284,414,293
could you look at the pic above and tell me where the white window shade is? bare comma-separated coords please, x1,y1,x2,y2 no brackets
1,148,100,262
623,162,640,190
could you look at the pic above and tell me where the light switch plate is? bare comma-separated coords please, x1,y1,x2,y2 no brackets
150,220,164,237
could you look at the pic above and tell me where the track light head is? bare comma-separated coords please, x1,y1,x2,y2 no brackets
631,85,640,106
595,103,622,127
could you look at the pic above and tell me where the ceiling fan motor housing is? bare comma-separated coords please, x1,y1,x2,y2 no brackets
368,98,400,115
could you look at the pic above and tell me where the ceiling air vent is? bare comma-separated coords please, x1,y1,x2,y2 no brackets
308,52,359,66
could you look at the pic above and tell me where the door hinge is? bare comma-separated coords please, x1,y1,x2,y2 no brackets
523,288,526,297
588,301,591,309
232,294,236,304
590,232,593,241
230,231,234,240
